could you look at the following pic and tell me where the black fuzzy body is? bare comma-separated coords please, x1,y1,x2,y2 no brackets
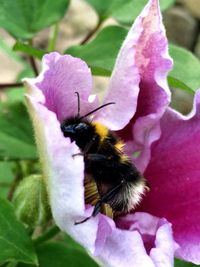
61,117,145,213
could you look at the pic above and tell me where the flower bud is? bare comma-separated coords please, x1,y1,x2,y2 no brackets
13,174,51,227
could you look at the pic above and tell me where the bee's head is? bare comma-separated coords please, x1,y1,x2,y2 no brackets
60,92,115,149
61,118,90,139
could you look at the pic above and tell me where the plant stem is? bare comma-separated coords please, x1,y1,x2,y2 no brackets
7,173,20,201
33,225,60,246
0,82,23,89
48,23,59,52
81,19,103,45
28,40,39,76
29,55,38,76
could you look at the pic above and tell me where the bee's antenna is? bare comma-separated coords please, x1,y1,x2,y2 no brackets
75,92,80,117
80,102,115,119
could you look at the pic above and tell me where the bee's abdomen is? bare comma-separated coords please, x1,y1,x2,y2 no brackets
109,178,146,212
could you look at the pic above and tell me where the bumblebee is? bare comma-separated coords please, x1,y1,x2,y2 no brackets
61,93,147,223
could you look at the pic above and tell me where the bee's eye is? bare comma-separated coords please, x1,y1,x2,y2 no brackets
74,123,88,132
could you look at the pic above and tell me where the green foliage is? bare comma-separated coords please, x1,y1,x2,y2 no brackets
13,42,45,59
66,25,127,76
175,259,200,267
169,44,200,93
0,162,15,198
0,102,37,160
67,25,200,93
85,0,114,21
0,198,38,265
0,0,199,266
35,242,99,267
85,0,175,24
167,76,195,94
111,0,175,25
13,175,51,227
18,241,99,267
0,0,70,40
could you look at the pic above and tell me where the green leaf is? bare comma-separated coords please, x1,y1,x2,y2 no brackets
168,76,195,94
111,0,175,25
175,258,200,267
13,42,45,59
0,198,38,265
85,0,175,24
4,86,26,104
66,25,127,76
0,39,25,64
3,68,35,103
0,102,37,160
0,162,15,198
85,0,115,20
18,242,99,267
169,44,200,93
0,0,70,40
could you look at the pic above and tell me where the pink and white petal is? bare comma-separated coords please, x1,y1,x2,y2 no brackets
94,215,114,256
97,228,155,267
25,52,98,122
116,213,175,267
24,81,101,252
150,221,175,267
118,0,173,173
124,116,162,172
95,213,175,267
140,90,200,264
95,18,141,130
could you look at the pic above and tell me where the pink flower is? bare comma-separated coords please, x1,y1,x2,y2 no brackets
23,0,200,266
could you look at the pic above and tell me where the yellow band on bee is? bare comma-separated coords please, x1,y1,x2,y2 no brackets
92,121,109,142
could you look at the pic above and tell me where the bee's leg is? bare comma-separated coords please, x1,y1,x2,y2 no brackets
86,153,112,162
74,216,91,225
75,180,124,225
72,152,83,158
83,135,99,153
72,135,99,157
92,180,125,217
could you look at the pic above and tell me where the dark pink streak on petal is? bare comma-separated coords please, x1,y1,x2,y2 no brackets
139,90,200,264
33,52,98,122
118,0,172,173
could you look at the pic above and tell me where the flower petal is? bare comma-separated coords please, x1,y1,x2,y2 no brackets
140,90,200,264
95,21,141,130
116,212,175,267
26,52,98,122
150,220,175,267
24,81,101,252
97,228,155,267
116,0,173,173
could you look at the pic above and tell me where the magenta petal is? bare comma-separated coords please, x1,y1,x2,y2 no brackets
140,90,200,264
28,52,98,122
117,0,173,173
